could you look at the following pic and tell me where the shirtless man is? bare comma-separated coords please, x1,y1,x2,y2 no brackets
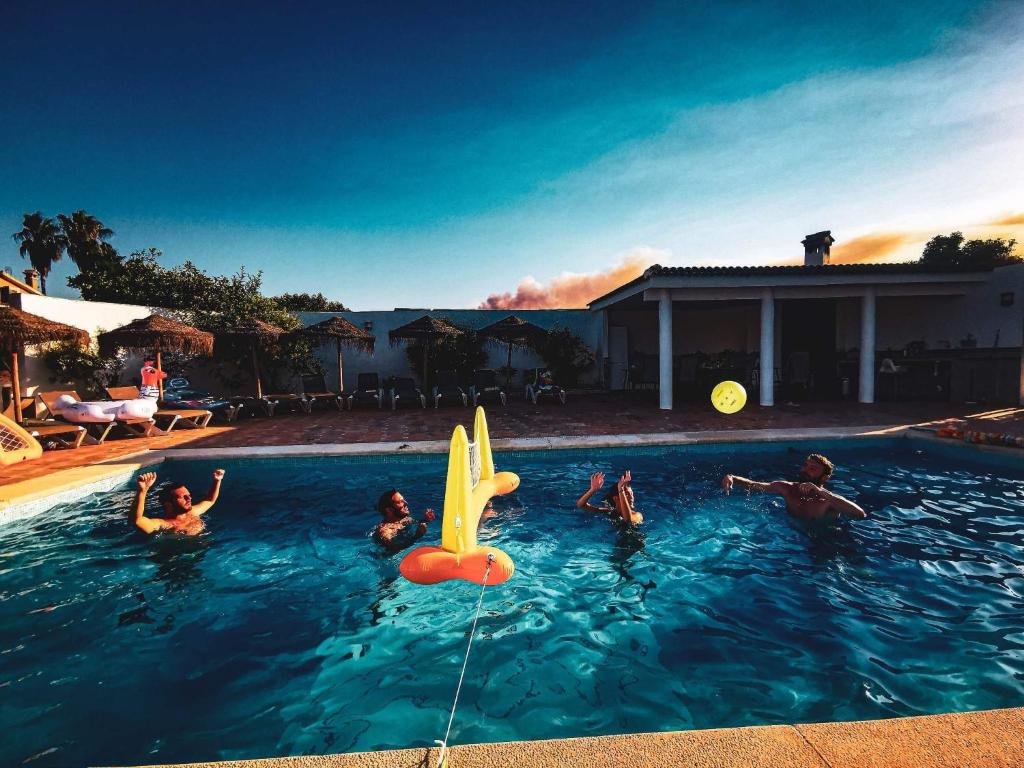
374,489,436,552
576,470,643,525
131,470,226,535
722,453,865,522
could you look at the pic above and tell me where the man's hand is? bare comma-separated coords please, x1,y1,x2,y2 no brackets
212,469,226,482
423,508,436,523
589,472,605,492
797,482,824,499
618,470,631,490
137,472,157,492
416,521,428,536
722,474,735,495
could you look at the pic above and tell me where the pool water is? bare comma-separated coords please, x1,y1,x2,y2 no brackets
3,439,1024,766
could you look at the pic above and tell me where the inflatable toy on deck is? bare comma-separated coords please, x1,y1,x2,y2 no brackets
711,380,747,414
0,413,43,465
400,407,519,586
139,360,167,399
53,394,158,424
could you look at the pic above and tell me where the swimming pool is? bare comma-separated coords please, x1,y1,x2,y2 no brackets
3,438,1023,766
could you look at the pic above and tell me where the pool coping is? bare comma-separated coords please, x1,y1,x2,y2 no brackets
119,706,1024,768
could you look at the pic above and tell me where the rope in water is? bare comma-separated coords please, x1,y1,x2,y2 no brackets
434,552,494,768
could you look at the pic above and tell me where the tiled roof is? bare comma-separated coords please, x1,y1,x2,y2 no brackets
643,262,991,278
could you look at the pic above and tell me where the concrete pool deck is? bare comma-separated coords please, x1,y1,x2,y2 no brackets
130,707,1024,768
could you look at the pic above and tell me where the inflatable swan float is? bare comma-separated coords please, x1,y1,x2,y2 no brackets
53,361,163,424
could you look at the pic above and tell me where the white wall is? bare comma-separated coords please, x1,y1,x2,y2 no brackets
14,294,156,396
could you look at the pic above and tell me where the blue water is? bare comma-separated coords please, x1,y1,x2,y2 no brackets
2,439,1024,766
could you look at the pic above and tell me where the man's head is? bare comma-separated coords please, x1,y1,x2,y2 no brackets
159,482,192,515
376,489,409,521
605,481,634,508
798,454,834,485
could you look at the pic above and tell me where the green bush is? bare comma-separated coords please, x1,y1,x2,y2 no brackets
536,327,594,387
41,341,123,399
404,329,488,385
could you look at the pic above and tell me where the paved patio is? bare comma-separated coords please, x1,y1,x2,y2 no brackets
3,394,1021,486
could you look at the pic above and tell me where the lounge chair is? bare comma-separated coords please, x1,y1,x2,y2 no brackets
470,369,506,407
300,373,344,412
262,389,312,415
432,370,467,408
525,368,566,405
163,377,242,422
37,390,155,444
106,386,213,432
389,377,426,410
346,373,383,410
3,396,86,449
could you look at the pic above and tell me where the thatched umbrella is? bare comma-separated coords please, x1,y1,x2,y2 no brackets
478,315,549,387
216,319,285,399
0,305,90,423
98,314,214,400
292,316,375,393
388,315,464,391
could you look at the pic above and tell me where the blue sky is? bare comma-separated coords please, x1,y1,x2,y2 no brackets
3,1,1022,308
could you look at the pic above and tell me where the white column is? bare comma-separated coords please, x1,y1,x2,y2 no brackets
600,310,609,389
859,287,876,403
658,290,673,410
759,288,774,407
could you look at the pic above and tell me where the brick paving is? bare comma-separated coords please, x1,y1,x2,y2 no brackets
3,393,1021,487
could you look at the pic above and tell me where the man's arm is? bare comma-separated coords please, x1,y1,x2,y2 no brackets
816,487,867,519
131,472,168,534
723,474,791,495
616,471,642,525
576,472,607,512
376,518,427,553
191,469,225,516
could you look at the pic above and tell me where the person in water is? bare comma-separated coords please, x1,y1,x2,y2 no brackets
374,489,436,551
721,453,866,522
576,470,643,525
132,470,226,535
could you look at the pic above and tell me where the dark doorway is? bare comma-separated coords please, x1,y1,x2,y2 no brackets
780,299,837,399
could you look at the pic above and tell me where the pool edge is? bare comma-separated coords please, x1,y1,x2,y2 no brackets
117,705,1024,768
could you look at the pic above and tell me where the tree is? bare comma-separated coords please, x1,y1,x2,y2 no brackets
404,329,488,384
271,292,349,312
536,327,594,387
921,231,1020,269
57,210,114,273
12,212,66,294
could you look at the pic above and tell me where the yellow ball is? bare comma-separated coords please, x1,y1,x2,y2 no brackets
711,380,747,414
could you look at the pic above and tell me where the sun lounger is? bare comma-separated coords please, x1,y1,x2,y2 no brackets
106,386,213,432
346,373,383,410
262,391,312,415
163,378,242,422
470,369,506,407
389,377,426,409
300,373,344,412
37,390,155,443
432,370,467,408
3,397,86,449
525,368,567,405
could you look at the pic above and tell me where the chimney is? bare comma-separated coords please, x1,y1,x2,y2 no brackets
801,231,834,266
23,268,40,291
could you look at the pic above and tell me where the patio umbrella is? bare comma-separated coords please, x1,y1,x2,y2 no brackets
388,315,464,392
216,319,285,399
292,316,375,393
98,314,214,400
0,305,90,424
477,315,549,387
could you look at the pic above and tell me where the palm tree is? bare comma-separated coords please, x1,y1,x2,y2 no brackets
12,212,67,294
57,210,114,272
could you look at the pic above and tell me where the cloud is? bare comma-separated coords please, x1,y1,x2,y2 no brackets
479,247,664,309
989,213,1024,226
830,232,915,264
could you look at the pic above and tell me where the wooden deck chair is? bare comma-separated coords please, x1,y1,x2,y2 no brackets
262,389,312,415
37,390,155,444
106,386,213,432
300,373,343,412
2,396,86,450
